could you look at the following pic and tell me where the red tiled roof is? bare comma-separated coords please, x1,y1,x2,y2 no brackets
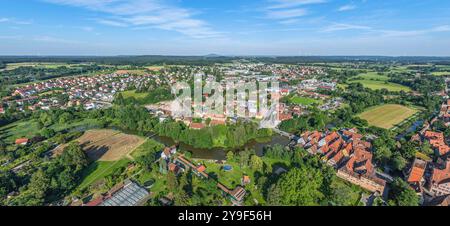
197,165,206,173
431,161,450,185
169,163,178,172
408,159,427,183
15,138,29,145
85,196,104,206
190,123,205,129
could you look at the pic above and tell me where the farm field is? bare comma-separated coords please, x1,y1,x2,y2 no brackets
353,72,389,81
55,129,146,161
346,71,411,92
358,104,419,129
348,79,411,92
0,62,80,71
115,69,147,75
431,71,450,76
290,96,323,105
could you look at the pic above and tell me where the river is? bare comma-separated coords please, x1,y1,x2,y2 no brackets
104,126,290,161
151,134,291,160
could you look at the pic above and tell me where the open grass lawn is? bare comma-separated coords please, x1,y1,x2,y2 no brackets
77,159,131,191
346,71,411,92
358,104,419,129
431,71,450,76
121,90,148,100
354,72,389,81
0,120,41,143
0,118,104,144
290,96,323,105
348,79,411,92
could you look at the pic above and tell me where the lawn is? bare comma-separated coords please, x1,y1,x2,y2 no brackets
121,90,148,100
0,120,41,143
76,159,131,191
353,72,389,81
0,118,104,144
431,71,450,76
290,96,323,105
358,104,419,129
346,71,411,92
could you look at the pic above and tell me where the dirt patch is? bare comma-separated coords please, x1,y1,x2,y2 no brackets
54,129,146,161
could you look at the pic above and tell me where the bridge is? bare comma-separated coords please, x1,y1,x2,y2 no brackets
272,128,294,139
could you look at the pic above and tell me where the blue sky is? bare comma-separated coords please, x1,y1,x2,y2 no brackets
0,0,449,56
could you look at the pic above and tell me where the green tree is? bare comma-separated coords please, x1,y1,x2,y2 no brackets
59,142,88,172
250,155,264,172
267,167,325,206
28,169,50,199
388,178,420,206
226,151,234,162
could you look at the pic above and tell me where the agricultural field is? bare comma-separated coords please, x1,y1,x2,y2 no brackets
115,69,147,75
0,62,80,71
67,130,148,194
349,80,411,92
431,71,450,76
145,66,165,71
55,129,146,161
353,72,389,81
358,104,419,129
290,96,323,105
348,72,411,92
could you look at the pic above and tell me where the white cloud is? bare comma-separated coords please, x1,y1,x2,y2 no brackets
0,17,33,25
95,19,128,27
322,23,372,32
43,0,221,39
264,0,326,21
33,35,82,44
338,4,356,12
380,26,450,37
267,0,327,9
267,8,308,19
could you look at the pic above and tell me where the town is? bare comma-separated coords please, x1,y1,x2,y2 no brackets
1,56,450,207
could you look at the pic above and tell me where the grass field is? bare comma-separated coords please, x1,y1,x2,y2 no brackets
121,90,148,100
0,118,103,144
77,159,131,191
0,120,41,143
1,62,79,71
353,72,389,81
290,96,323,105
431,71,450,76
116,69,147,75
347,71,411,92
349,80,411,92
358,104,419,129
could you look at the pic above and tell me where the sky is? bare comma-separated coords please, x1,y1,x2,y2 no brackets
0,0,449,56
